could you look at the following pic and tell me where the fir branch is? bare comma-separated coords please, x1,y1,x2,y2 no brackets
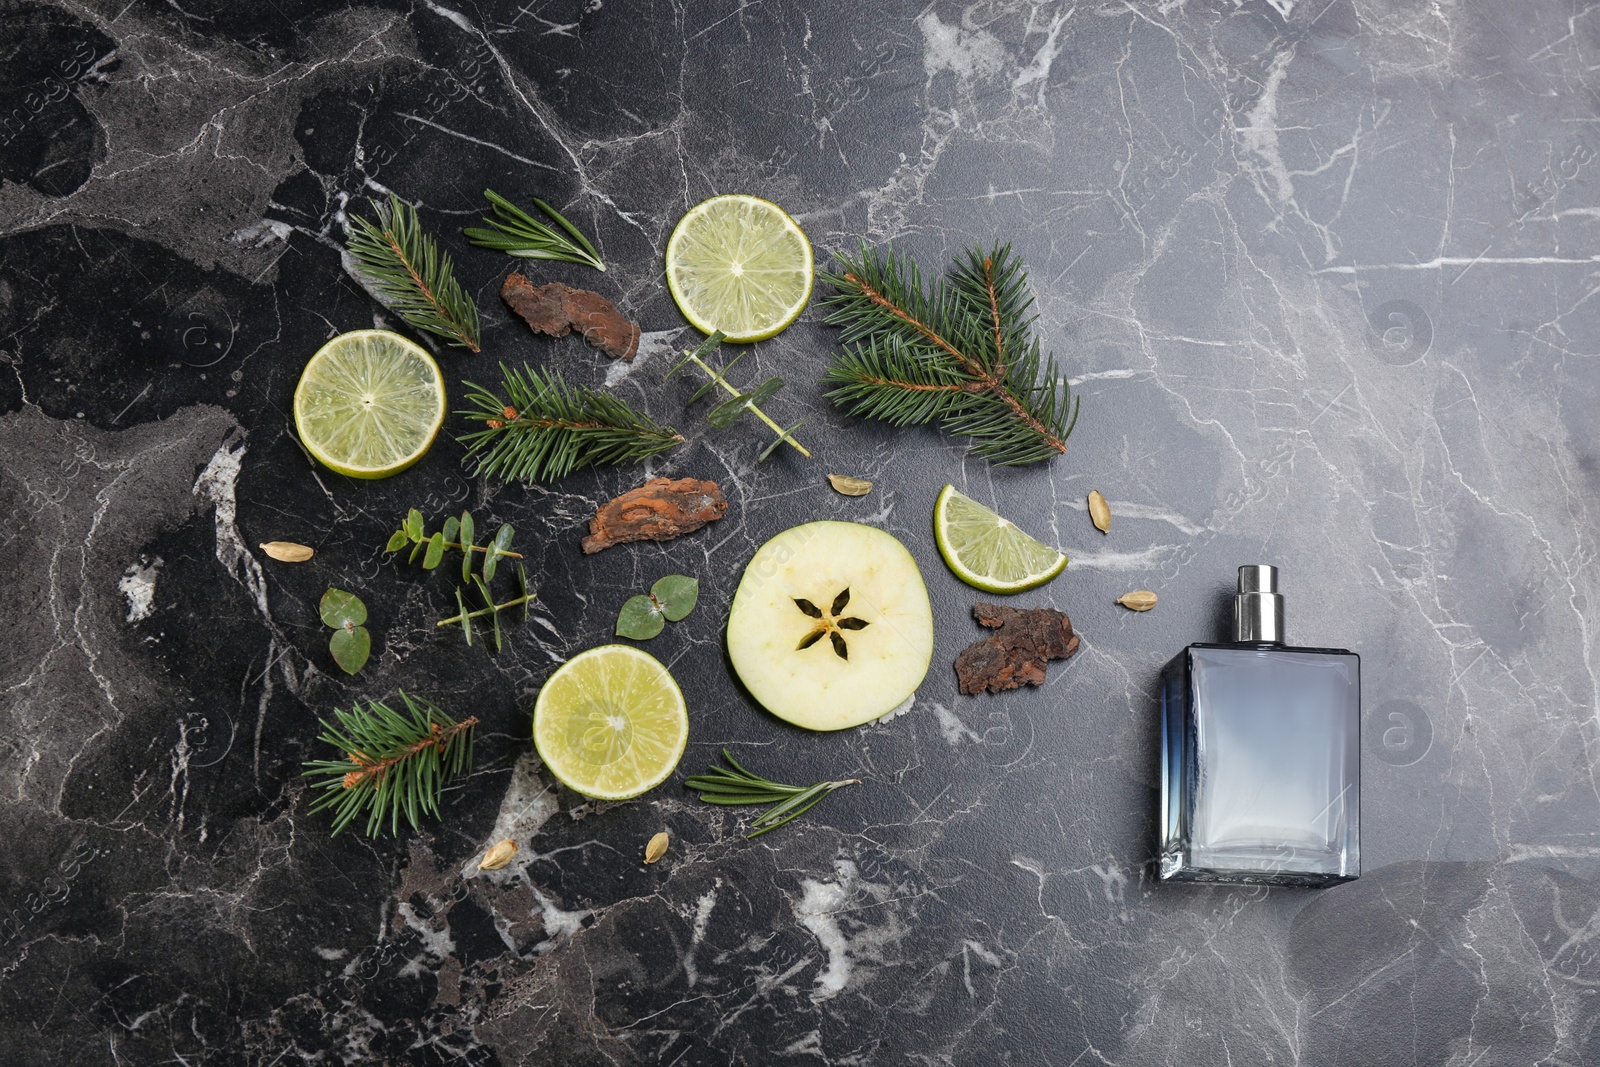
820,243,1080,466
301,693,477,838
346,193,481,351
685,749,859,838
463,189,606,271
458,364,684,482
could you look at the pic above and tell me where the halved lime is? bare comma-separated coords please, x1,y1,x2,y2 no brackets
533,645,689,800
933,484,1068,594
665,194,813,343
293,329,446,479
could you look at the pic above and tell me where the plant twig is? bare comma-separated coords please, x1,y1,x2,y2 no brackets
669,332,811,460
345,193,481,351
685,749,858,838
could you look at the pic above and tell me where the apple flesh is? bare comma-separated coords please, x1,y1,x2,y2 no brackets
726,521,934,731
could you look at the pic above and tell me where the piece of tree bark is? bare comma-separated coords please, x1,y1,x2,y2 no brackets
501,274,640,361
581,477,729,554
955,603,1080,695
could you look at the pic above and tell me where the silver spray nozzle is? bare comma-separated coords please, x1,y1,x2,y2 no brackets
1233,565,1284,643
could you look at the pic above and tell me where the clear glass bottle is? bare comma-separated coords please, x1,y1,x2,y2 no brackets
1159,565,1360,887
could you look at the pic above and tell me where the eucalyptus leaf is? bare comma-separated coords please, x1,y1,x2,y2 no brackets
404,508,425,542
616,594,665,640
459,511,476,582
442,516,460,543
320,588,367,629
746,376,784,408
384,530,408,553
706,394,749,429
651,575,699,622
456,587,472,647
484,523,515,583
422,532,446,570
329,625,371,675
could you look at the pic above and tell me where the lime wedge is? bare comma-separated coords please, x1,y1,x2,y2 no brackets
533,645,689,800
933,484,1068,594
665,194,813,343
293,330,445,479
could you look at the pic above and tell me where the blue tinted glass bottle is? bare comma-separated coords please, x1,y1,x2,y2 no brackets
1159,565,1360,887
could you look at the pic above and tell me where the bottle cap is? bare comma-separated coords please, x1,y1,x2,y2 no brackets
1233,565,1284,643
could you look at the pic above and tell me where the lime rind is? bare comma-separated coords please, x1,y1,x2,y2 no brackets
533,645,689,800
933,485,1068,594
665,194,814,343
293,329,445,479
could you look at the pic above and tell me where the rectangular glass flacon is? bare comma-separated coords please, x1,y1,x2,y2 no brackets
1159,643,1360,888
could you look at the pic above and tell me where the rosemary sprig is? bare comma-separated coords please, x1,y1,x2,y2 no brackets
463,188,606,271
346,193,481,351
458,364,685,483
301,692,477,838
668,331,811,461
821,242,1079,466
685,749,859,838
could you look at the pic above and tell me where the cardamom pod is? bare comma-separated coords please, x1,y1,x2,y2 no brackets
259,541,315,562
644,831,669,864
1087,491,1111,534
1116,590,1158,612
478,838,518,871
827,473,873,497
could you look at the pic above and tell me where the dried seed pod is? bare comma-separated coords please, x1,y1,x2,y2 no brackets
644,831,669,864
1087,491,1111,534
1116,590,1158,612
259,541,314,562
827,474,873,497
478,839,518,871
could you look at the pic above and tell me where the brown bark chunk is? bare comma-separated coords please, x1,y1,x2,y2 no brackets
955,603,1081,695
581,477,729,554
501,274,640,361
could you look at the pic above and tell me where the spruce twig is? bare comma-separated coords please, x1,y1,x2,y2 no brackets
463,189,606,271
821,242,1079,466
458,365,684,483
301,693,477,838
346,193,481,351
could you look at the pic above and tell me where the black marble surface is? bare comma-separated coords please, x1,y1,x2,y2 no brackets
4,1,1600,1063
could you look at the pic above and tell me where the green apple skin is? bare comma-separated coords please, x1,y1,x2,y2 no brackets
727,521,934,731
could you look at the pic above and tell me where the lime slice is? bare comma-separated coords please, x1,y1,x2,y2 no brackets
533,645,689,800
293,329,446,479
933,484,1068,594
665,194,813,343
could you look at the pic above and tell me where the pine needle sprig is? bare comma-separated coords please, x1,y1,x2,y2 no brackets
685,749,859,838
346,193,481,351
820,242,1079,466
458,364,685,482
301,693,477,838
463,189,606,271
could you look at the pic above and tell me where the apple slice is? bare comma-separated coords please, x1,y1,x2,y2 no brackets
727,521,934,730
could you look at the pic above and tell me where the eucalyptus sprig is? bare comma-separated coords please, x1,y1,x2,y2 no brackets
346,193,481,351
458,364,684,483
821,242,1079,466
463,188,606,272
302,692,477,838
320,588,371,675
668,331,810,461
616,575,699,640
437,564,535,652
385,508,522,583
685,750,859,838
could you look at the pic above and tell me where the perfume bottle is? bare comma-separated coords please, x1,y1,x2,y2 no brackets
1158,565,1360,887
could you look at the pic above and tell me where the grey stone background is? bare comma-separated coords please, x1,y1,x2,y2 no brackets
2,1,1597,1064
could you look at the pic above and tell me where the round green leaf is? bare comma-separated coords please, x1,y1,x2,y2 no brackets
385,529,408,553
616,594,665,640
651,575,699,622
320,588,367,629
329,625,371,675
